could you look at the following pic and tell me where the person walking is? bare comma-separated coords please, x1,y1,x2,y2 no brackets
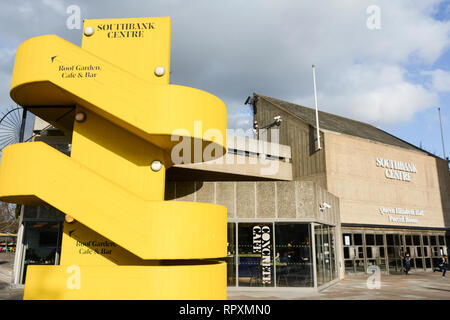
438,255,448,277
404,252,411,276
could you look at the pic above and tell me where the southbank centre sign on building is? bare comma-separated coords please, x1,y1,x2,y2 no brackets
376,157,418,182
0,17,228,299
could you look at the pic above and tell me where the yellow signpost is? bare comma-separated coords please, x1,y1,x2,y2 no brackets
0,17,228,299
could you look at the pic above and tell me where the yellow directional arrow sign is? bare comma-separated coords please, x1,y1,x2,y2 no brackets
0,17,228,300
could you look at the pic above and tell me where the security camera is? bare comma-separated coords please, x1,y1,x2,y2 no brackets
274,116,282,126
245,96,254,105
319,202,331,211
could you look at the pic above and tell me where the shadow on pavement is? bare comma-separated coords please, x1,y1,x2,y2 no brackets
421,287,450,293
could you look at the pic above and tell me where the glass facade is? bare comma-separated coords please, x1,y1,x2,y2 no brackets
18,206,64,284
237,223,274,287
275,223,313,287
225,223,236,286
342,228,448,275
314,225,336,286
14,124,71,284
17,216,337,288
228,221,337,288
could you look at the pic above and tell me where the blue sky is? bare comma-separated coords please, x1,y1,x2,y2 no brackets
0,0,449,161
385,50,450,158
384,1,449,159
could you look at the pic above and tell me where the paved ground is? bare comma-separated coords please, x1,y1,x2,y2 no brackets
1,252,449,300
313,272,450,300
228,271,450,300
0,253,23,300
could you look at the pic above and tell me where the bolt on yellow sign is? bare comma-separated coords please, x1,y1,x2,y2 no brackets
0,17,228,299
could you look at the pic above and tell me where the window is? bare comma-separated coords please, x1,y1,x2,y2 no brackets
354,234,363,246
274,223,313,287
314,225,325,286
344,260,353,272
238,223,274,287
344,247,350,259
19,205,65,284
415,258,423,269
379,247,385,258
39,231,58,247
343,234,352,246
376,235,384,246
322,226,332,283
21,221,62,284
330,229,336,280
386,234,394,246
365,234,375,246
315,224,336,285
406,235,412,246
24,206,38,219
357,246,364,258
366,247,373,258
233,222,336,288
225,223,236,286
430,236,437,245
395,234,403,245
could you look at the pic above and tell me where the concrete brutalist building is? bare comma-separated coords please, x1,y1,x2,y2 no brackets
13,92,449,294
164,126,342,291
12,114,341,293
251,93,450,279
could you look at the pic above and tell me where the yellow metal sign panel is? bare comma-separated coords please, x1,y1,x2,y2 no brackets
0,17,227,299
82,17,171,83
9,35,227,152
23,263,226,300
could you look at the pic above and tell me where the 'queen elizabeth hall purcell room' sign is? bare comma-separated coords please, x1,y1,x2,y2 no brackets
0,17,228,300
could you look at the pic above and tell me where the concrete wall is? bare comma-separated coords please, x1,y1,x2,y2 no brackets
165,180,339,226
166,180,343,278
324,131,450,229
254,96,449,232
173,153,293,181
255,96,327,188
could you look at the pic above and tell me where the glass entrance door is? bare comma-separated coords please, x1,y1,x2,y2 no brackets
314,224,335,286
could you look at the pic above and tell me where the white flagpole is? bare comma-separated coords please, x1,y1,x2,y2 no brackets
312,64,322,150
438,107,447,159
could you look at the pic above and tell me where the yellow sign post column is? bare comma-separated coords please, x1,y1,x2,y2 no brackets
0,17,228,299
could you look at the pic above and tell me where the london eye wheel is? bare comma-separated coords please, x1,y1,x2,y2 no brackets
0,107,23,153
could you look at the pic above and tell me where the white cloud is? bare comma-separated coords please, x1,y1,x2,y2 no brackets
0,48,17,107
227,110,253,130
41,0,67,15
17,3,34,16
0,0,448,129
297,64,439,125
423,69,450,92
